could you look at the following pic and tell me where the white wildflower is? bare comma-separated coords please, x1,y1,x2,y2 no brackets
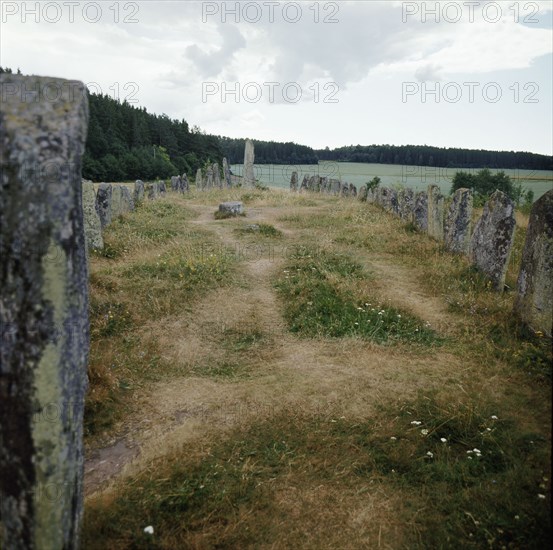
411,421,422,426
538,494,546,500
426,451,434,458
440,438,447,443
421,429,429,435
144,526,154,535
491,415,498,420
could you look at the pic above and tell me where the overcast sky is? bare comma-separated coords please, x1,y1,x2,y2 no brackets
2,0,552,154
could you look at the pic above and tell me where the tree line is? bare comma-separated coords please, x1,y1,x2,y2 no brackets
2,66,551,181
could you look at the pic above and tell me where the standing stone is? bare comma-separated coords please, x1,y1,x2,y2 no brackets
205,166,214,190
146,182,159,200
96,183,113,228
170,176,179,191
290,171,298,192
213,163,222,189
350,184,358,198
158,180,166,195
444,188,473,254
180,174,189,193
134,180,145,203
366,187,375,203
398,188,414,221
514,190,553,336
109,185,134,218
413,191,428,232
0,74,89,549
196,168,203,191
470,190,516,290
223,157,232,188
330,179,341,195
320,177,329,194
427,185,445,241
307,175,316,192
300,175,309,192
243,139,255,187
358,185,368,202
82,183,104,251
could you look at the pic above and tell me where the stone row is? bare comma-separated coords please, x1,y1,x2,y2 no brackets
196,157,233,191
82,177,174,252
364,183,552,336
290,171,358,198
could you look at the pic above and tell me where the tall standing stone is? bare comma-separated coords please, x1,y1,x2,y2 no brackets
444,188,473,254
82,183,103,251
134,180,145,203
243,139,255,187
205,166,214,190
350,184,358,198
180,174,189,193
427,185,445,241
290,171,298,192
213,163,222,189
514,190,553,336
0,74,89,549
413,191,428,232
300,174,309,192
196,168,203,191
398,188,414,221
170,175,179,191
158,180,167,195
96,183,112,228
111,185,133,218
223,157,232,188
470,190,516,290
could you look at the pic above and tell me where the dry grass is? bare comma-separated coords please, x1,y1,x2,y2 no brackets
83,189,551,549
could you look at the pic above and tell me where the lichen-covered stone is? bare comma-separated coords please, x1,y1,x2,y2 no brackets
205,167,214,190
180,174,189,193
290,171,298,192
223,158,232,187
470,190,516,290
398,188,414,221
134,180,145,203
413,191,428,232
82,183,103,250
0,74,89,549
219,201,244,216
243,139,255,187
146,181,159,200
320,177,329,194
171,175,180,191
300,174,309,192
427,185,445,241
213,163,222,189
358,185,368,202
110,185,134,218
514,190,553,336
196,168,203,191
96,183,112,228
330,179,341,195
444,188,473,254
158,180,167,195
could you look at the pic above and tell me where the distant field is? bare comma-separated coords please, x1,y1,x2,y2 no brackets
231,162,553,199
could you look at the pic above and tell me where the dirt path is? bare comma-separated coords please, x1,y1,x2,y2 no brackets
84,200,466,497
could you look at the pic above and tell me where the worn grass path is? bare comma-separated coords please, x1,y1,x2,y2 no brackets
83,190,551,549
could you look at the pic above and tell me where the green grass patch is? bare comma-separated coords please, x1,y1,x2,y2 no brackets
235,223,283,238
97,200,197,258
83,395,550,549
275,248,439,344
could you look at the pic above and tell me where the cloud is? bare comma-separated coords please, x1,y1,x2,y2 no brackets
185,24,246,78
